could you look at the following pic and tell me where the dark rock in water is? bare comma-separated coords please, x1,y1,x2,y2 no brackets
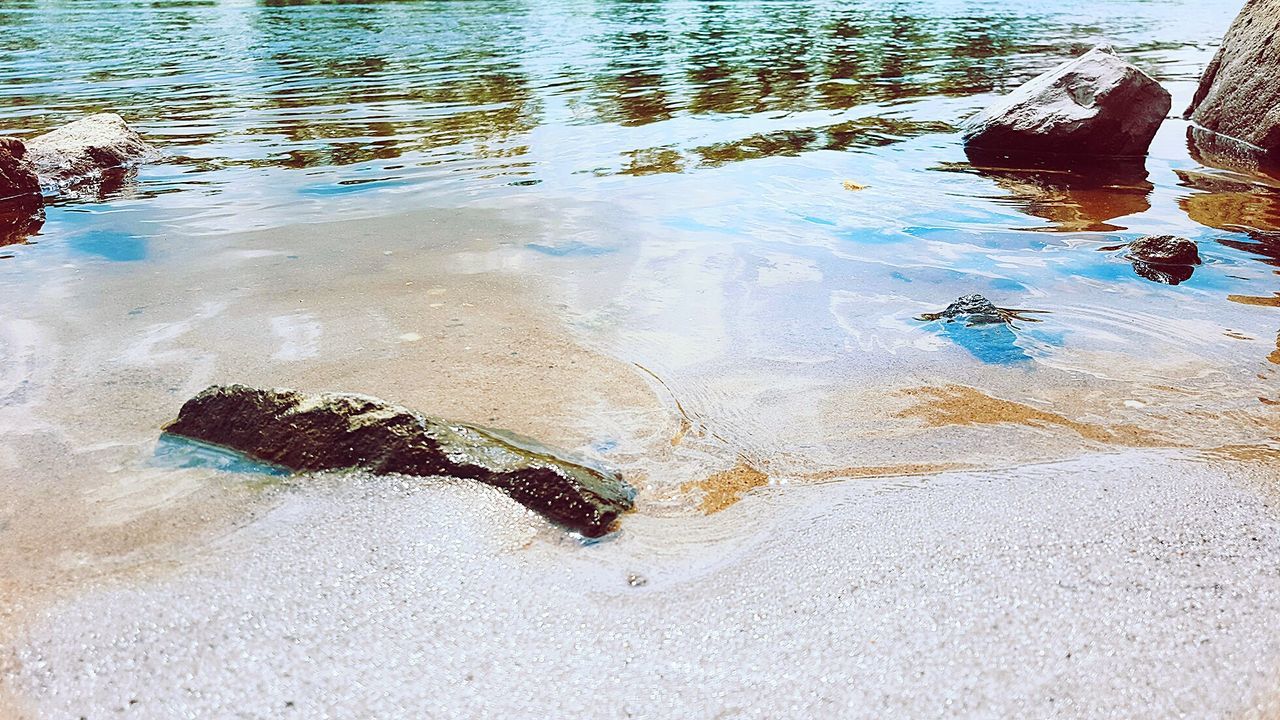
962,45,1170,159
0,138,44,247
1184,0,1280,170
0,137,41,204
22,113,158,195
1131,260,1195,286
164,384,634,538
1127,234,1201,266
918,294,1045,327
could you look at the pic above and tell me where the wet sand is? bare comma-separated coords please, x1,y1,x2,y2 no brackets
0,206,666,644
2,205,1280,716
5,451,1280,718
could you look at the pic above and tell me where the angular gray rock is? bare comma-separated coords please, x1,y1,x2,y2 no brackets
164,384,635,538
963,45,1171,158
1184,0,1280,169
0,137,40,204
22,113,158,194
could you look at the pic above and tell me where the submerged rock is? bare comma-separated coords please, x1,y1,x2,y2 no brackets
1184,0,1280,170
164,384,634,537
23,113,158,195
0,137,40,204
917,294,1045,326
1127,235,1201,266
1124,235,1200,286
962,45,1170,158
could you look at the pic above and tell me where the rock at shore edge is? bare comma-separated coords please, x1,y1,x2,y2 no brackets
164,384,635,538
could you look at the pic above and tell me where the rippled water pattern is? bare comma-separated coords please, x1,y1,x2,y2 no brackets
0,1,1231,198
2,0,1279,425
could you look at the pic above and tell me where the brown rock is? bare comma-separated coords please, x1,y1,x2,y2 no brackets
1128,235,1201,265
0,202,44,248
1185,0,1280,169
164,384,635,538
0,137,40,204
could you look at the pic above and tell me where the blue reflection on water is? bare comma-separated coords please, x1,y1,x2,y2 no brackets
926,320,1065,365
68,229,148,261
152,434,290,476
527,241,614,257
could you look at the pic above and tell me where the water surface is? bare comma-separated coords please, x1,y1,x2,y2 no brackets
1,0,1278,501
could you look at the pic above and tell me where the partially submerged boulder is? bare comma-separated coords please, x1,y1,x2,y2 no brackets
1125,234,1200,286
23,113,157,194
918,294,1045,326
1131,261,1194,286
0,137,40,204
963,45,1171,158
1184,0,1280,170
164,384,634,538
0,138,43,247
1127,235,1201,266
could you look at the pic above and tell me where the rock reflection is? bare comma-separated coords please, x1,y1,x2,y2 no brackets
0,0,1108,183
0,200,44,248
618,117,952,177
1176,169,1280,233
1131,260,1194,285
1209,226,1280,365
950,150,1153,232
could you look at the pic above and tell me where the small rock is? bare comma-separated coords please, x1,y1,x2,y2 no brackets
22,113,158,195
1127,235,1201,266
963,45,1171,158
0,137,41,204
917,294,1045,326
1184,0,1280,169
163,384,634,538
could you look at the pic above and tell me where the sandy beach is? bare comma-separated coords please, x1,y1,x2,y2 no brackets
5,449,1280,718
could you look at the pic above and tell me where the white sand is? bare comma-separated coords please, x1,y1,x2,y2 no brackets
5,449,1279,719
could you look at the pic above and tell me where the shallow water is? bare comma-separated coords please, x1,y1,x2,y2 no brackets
4,1,1280,715
2,1,1280,552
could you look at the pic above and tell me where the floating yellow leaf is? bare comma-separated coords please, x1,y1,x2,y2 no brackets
842,180,867,191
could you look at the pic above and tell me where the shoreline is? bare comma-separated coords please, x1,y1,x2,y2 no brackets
2,203,1279,715
4,448,1280,718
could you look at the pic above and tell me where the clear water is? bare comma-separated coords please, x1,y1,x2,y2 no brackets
1,0,1278,481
